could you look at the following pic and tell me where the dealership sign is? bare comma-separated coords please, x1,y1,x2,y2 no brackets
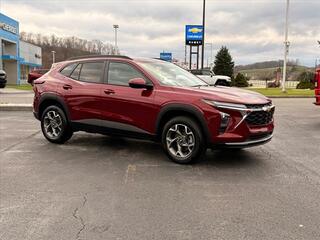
160,52,172,62
185,25,203,45
0,22,18,35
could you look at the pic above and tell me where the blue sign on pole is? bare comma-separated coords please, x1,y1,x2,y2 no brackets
160,52,172,62
185,25,203,45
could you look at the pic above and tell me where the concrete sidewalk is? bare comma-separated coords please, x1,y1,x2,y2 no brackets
0,88,33,111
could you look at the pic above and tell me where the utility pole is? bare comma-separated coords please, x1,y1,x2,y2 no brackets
282,0,290,93
113,24,119,55
201,0,206,69
51,51,56,64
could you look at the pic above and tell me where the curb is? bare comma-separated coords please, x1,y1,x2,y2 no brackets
0,91,33,95
0,104,33,111
267,96,314,98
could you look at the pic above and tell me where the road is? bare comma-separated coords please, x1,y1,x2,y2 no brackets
0,98,320,240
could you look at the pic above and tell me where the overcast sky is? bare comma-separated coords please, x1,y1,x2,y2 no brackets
1,0,319,66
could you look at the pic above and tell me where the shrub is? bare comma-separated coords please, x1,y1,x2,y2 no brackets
296,71,315,89
234,73,249,87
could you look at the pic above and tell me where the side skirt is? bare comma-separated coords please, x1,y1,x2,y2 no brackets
71,120,157,141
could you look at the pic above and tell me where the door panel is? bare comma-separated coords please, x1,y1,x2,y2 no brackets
101,85,157,134
100,61,158,134
57,61,104,121
61,79,102,121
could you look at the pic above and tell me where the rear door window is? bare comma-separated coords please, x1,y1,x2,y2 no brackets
79,62,104,83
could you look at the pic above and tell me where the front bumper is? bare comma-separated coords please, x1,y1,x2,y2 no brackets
0,79,7,85
314,95,320,105
219,133,273,148
200,100,275,148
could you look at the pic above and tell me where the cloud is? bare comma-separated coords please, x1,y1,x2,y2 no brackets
1,0,319,66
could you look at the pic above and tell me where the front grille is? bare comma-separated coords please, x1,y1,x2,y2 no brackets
245,103,274,126
246,102,272,109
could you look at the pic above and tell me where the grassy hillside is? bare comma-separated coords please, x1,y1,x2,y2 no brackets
238,65,312,81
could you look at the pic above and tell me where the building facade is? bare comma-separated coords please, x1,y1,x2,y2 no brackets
0,13,42,85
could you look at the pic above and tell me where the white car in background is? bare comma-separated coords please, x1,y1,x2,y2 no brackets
190,68,231,86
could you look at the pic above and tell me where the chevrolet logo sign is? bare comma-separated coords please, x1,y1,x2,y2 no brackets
188,28,203,34
0,22,18,35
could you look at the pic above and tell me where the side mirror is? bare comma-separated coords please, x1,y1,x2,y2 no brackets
129,78,153,90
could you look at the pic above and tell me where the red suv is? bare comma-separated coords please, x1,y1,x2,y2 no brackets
33,55,275,164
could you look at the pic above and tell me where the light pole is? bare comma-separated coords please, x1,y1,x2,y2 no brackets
201,0,206,69
282,0,290,93
51,50,56,64
113,24,119,55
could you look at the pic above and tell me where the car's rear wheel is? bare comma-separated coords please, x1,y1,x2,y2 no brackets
41,105,73,144
162,116,205,164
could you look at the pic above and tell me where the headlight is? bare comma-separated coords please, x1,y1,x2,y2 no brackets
202,99,247,111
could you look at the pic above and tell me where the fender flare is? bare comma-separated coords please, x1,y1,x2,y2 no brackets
38,93,71,121
155,103,211,143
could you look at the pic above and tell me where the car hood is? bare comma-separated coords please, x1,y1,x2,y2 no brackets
176,86,271,105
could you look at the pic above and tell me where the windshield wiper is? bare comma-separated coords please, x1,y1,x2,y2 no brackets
191,84,209,87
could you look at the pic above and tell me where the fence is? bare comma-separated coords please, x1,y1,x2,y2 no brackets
249,80,299,88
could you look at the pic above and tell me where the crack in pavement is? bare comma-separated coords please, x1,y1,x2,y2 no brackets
72,194,87,240
0,130,41,153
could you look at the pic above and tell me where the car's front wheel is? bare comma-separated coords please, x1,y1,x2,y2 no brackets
162,116,206,164
41,105,73,144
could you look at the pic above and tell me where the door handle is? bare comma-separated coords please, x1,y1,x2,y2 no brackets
104,89,115,95
63,84,72,90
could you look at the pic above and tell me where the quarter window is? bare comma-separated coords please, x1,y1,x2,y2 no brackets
70,64,82,80
79,62,104,83
107,62,147,86
60,63,77,77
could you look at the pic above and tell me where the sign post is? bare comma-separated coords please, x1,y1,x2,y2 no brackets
185,25,203,70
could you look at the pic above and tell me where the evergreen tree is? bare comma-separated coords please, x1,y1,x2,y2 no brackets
213,46,234,77
234,73,249,87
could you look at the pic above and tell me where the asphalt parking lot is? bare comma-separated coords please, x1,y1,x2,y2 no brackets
1,98,320,240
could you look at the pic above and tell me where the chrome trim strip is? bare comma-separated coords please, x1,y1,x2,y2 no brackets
225,134,273,147
217,105,275,112
233,113,249,130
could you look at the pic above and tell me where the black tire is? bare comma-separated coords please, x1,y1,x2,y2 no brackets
41,105,73,144
161,116,206,164
0,84,5,88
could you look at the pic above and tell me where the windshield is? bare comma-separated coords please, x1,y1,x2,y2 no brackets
137,60,208,87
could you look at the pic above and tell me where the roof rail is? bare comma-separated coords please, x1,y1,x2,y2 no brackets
67,55,132,61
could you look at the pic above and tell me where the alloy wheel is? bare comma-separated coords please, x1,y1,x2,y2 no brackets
166,124,195,158
43,110,63,139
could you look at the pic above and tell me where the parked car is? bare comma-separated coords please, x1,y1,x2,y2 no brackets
314,68,320,105
0,70,7,88
190,68,232,86
33,55,275,164
28,69,49,85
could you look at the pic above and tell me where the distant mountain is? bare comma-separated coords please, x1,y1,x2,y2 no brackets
235,60,312,81
234,60,306,72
